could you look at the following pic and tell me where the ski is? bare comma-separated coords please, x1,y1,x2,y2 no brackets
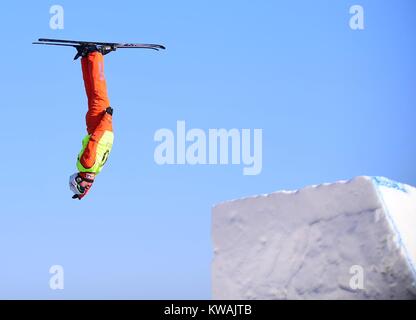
32,38,166,51
32,42,79,47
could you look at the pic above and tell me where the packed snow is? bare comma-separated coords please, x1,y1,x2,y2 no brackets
212,176,416,299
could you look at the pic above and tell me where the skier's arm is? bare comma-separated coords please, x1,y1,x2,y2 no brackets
80,108,113,169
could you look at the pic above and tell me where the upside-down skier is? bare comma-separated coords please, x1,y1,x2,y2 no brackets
33,38,165,200
69,45,116,200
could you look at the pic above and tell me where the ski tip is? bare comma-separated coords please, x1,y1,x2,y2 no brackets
147,44,166,50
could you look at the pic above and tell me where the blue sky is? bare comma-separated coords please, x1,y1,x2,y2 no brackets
0,0,415,299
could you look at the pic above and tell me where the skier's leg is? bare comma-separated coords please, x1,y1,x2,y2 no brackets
81,57,93,103
84,51,110,134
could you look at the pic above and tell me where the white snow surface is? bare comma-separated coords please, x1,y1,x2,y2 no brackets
212,176,416,299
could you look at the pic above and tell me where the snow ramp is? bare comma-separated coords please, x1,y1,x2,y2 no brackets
212,176,416,299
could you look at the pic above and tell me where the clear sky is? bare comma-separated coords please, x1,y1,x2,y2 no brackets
0,0,415,299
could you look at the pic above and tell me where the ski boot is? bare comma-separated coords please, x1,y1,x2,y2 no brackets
73,44,116,60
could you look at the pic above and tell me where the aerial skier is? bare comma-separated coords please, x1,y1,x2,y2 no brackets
33,38,165,200
68,45,115,200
